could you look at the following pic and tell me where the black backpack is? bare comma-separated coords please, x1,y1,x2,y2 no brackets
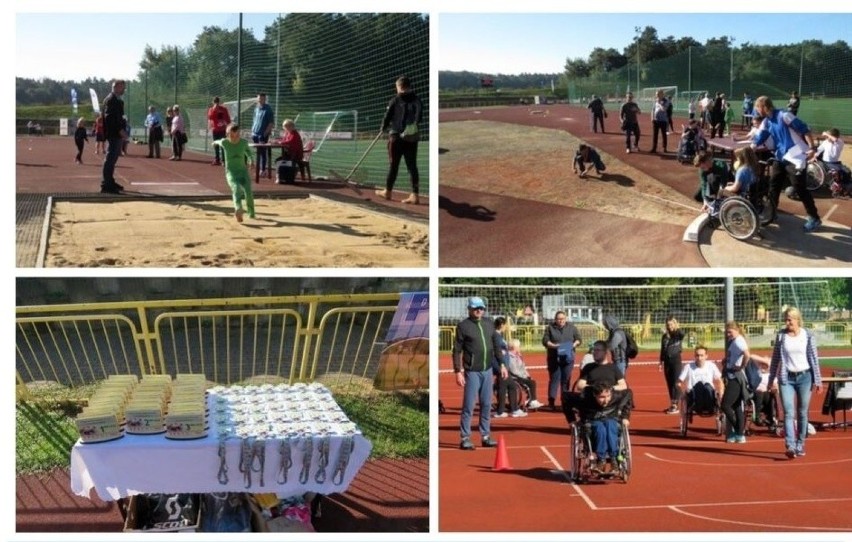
623,328,639,360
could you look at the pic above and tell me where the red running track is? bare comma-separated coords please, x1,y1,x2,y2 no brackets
438,352,852,533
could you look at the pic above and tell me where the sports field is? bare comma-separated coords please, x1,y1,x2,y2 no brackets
439,104,852,268
438,351,852,532
15,136,429,268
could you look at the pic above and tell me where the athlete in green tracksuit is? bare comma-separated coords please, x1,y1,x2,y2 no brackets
213,124,255,222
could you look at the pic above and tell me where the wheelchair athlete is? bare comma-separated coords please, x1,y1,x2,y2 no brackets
677,345,724,436
567,382,633,475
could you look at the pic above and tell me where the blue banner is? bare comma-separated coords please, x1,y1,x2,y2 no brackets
385,292,428,343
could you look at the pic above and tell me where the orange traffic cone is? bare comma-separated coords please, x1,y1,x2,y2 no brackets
492,435,512,471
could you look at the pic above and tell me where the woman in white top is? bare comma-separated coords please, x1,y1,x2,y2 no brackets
719,321,751,443
768,307,822,459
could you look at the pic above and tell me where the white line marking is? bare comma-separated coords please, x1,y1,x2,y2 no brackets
668,505,852,531
822,203,839,223
645,451,852,467
590,496,852,512
130,182,201,186
540,445,598,510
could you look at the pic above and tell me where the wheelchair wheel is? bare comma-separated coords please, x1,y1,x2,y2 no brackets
619,425,632,483
718,196,758,240
806,161,826,191
570,424,583,483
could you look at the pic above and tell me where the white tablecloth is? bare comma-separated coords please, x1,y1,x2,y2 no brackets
70,388,372,501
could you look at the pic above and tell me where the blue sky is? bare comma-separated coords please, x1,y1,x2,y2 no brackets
16,13,279,80
439,13,852,75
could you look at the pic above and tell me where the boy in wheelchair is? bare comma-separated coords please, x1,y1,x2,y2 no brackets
813,128,852,197
566,382,633,475
678,345,724,419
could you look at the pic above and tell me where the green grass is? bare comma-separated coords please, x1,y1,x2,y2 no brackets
821,356,852,370
15,387,428,474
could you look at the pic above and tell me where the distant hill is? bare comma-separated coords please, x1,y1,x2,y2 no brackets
439,70,561,91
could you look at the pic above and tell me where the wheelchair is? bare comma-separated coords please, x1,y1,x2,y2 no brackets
678,386,724,438
804,160,851,197
710,160,775,241
569,418,632,484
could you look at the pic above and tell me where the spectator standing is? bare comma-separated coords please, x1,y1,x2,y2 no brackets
145,106,163,159
376,75,423,205
208,96,231,166
453,297,505,450
170,105,185,161
751,95,822,232
164,107,175,147
251,93,275,175
768,307,822,459
73,117,88,164
720,321,752,443
603,315,628,377
542,310,582,411
650,89,669,153
587,94,606,133
660,316,685,414
620,92,641,153
94,111,105,155
100,79,127,194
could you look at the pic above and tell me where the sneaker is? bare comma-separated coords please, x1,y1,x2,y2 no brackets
510,409,528,418
578,170,587,178
459,439,475,451
625,148,631,154
726,436,738,443
375,188,392,200
481,437,498,448
493,412,508,418
235,209,244,223
211,160,221,166
803,217,822,233
736,435,747,444
527,400,543,410
785,447,796,459
100,186,122,194
666,406,680,415
796,448,806,457
401,194,420,204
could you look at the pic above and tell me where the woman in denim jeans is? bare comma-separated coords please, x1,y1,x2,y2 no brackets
768,307,823,459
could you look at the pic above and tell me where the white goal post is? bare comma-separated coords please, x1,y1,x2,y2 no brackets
300,110,359,153
639,85,678,113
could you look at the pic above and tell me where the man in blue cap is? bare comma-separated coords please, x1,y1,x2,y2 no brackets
453,296,507,450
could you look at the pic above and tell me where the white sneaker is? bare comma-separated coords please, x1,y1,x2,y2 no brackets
527,400,544,409
493,412,508,418
626,148,631,154
510,409,528,418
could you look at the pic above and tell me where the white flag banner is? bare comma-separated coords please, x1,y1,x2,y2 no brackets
89,88,100,114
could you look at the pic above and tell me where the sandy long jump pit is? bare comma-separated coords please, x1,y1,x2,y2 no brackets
41,195,428,267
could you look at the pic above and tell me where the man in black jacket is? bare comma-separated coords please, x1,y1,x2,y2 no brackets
376,76,423,205
542,311,582,411
453,296,507,450
101,79,127,194
587,95,606,133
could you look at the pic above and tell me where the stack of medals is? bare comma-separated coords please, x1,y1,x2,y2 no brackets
165,373,209,439
76,374,138,443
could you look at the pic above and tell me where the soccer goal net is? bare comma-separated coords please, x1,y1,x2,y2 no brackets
639,85,678,113
297,110,377,182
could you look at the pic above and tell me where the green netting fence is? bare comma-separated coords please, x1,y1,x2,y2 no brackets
566,41,852,135
122,13,430,192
